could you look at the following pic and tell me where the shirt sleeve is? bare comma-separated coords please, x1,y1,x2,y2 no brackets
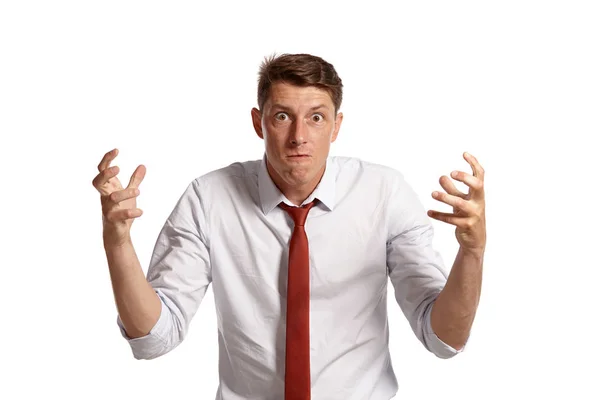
116,179,212,360
385,171,466,359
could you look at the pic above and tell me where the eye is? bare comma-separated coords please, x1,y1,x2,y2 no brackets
275,112,289,121
311,113,324,122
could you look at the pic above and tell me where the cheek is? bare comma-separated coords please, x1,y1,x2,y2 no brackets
318,128,334,144
264,133,285,155
265,124,285,140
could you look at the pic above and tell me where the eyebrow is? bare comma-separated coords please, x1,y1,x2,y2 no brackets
271,103,330,113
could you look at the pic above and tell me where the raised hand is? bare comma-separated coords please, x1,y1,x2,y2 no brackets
91,148,146,247
427,152,486,256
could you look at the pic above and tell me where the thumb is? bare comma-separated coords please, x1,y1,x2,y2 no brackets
127,164,146,189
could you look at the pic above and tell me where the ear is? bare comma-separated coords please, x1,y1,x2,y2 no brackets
330,112,343,143
251,107,264,139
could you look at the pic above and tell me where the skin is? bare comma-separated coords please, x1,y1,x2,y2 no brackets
251,81,343,206
428,152,487,350
92,149,161,338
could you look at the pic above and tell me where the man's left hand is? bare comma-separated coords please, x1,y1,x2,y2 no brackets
427,152,486,256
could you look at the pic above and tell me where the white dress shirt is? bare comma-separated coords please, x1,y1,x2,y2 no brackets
117,154,463,399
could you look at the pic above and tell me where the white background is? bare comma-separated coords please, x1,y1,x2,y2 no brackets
1,1,599,399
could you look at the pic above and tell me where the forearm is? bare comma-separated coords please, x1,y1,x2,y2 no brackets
104,235,161,339
430,246,484,350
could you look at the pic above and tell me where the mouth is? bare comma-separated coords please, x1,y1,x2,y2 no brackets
287,154,311,158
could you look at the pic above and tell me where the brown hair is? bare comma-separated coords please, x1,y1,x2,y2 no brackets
257,53,343,113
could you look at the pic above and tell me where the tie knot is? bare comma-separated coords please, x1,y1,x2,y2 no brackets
279,200,316,227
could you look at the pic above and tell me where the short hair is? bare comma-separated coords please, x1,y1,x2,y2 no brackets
257,53,343,113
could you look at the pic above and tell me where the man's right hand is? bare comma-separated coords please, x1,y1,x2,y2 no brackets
92,148,146,248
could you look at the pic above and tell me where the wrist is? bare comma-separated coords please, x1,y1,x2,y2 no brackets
459,246,485,260
103,233,132,250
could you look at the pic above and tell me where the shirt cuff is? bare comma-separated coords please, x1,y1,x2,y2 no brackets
116,294,171,360
423,302,469,359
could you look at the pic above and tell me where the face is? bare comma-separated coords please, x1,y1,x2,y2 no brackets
251,81,343,194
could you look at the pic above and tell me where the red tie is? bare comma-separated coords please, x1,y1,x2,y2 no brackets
279,200,316,400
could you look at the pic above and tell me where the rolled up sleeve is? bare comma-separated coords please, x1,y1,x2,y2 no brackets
116,292,171,360
422,299,467,358
386,171,464,359
116,179,212,360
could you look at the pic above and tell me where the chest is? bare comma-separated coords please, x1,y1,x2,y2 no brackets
208,202,389,297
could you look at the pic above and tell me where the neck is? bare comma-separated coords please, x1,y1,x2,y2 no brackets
266,161,326,206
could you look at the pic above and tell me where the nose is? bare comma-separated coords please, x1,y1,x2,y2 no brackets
289,119,308,146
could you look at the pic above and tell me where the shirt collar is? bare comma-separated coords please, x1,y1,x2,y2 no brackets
258,153,336,215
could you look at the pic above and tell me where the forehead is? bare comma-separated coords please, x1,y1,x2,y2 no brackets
265,81,334,110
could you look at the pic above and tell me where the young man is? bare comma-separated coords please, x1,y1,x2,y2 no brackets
92,53,486,400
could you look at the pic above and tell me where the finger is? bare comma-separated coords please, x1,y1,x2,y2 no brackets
432,191,473,214
439,175,468,199
109,187,140,204
92,165,120,190
463,152,484,179
98,148,119,172
427,209,469,228
450,170,483,193
104,208,144,223
127,165,146,189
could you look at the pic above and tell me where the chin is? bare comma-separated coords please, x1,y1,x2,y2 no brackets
283,167,314,183
268,155,320,185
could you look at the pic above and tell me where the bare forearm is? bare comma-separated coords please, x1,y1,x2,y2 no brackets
104,235,161,338
430,246,484,350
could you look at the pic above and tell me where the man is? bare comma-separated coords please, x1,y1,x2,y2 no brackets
92,53,486,400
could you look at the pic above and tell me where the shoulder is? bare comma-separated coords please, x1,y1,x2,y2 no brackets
190,159,261,190
331,156,421,212
330,155,407,187
172,160,261,208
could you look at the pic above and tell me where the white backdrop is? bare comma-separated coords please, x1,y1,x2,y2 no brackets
1,1,599,399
